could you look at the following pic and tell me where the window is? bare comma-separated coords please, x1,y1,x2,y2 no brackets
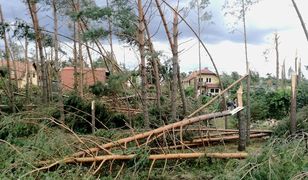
210,89,215,93
206,78,212,83
215,89,219,93
198,78,203,82
33,73,35,78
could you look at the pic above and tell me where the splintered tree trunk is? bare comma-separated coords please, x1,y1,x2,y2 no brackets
291,0,308,43
52,0,65,122
0,6,15,113
27,0,49,103
138,0,149,128
237,84,246,151
274,33,279,89
290,73,297,135
242,0,250,144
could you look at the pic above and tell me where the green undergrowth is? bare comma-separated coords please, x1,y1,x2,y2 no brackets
1,105,307,179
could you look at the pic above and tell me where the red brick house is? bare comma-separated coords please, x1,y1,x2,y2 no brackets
60,67,108,91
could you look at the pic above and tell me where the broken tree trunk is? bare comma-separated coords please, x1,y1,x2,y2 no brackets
290,73,297,135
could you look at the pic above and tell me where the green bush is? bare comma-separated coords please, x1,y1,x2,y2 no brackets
273,106,308,136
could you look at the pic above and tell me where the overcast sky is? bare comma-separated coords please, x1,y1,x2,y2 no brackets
0,0,307,78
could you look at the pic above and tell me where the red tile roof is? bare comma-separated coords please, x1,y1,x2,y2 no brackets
60,67,107,90
183,68,216,82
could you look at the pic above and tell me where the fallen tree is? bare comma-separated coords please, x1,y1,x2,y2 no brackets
73,108,243,157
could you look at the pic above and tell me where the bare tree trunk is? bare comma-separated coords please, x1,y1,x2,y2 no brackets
290,73,297,135
274,33,279,89
77,0,84,97
85,41,96,83
52,0,65,122
242,0,249,145
138,0,149,128
143,18,162,117
27,0,49,103
25,35,30,104
107,0,115,73
73,21,78,93
0,5,15,113
197,0,202,99
155,0,178,120
173,11,187,116
35,41,40,87
291,0,308,43
8,39,19,90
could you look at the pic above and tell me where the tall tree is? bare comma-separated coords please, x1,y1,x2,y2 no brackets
0,5,16,113
27,0,49,103
137,0,149,128
52,0,65,121
224,0,259,144
155,0,187,120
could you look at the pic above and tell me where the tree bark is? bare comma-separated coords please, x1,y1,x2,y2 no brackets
0,5,15,113
27,0,49,103
291,0,308,43
138,0,150,128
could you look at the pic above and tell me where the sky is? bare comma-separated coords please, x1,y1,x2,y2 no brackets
0,0,307,78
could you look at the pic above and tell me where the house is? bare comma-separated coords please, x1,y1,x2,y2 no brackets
60,67,108,91
0,60,38,88
183,67,221,96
